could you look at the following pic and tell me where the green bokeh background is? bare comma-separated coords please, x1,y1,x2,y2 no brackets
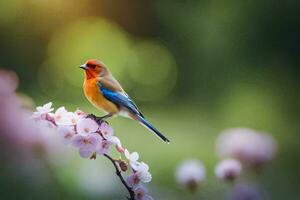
1,0,299,199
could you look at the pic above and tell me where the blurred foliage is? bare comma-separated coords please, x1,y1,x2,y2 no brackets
0,0,300,199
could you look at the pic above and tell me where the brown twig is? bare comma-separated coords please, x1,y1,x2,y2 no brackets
104,154,135,200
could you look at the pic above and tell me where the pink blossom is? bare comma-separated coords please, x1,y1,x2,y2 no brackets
134,186,153,200
76,118,99,136
75,109,86,118
35,119,56,129
176,159,206,190
125,149,139,170
57,125,76,145
71,134,102,158
126,173,141,188
127,162,152,187
136,162,152,183
216,128,277,167
230,183,263,200
29,100,153,197
33,102,54,120
96,139,112,155
215,159,242,181
35,102,54,115
99,122,123,152
1,70,153,200
54,107,79,126
99,122,113,139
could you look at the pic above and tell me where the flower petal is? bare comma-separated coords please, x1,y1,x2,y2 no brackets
76,118,99,135
130,152,139,161
125,149,130,159
107,136,121,146
100,122,113,138
96,140,112,155
71,134,85,148
87,133,102,149
57,125,75,145
79,148,93,158
138,162,149,171
126,173,140,188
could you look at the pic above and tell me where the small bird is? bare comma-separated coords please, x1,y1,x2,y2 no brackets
80,59,170,143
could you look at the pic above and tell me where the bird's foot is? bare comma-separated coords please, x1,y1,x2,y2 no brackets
86,113,97,120
86,114,107,124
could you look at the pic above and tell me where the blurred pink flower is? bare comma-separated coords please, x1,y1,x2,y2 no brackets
175,159,206,191
76,118,99,136
35,118,56,129
216,128,277,167
230,183,264,200
215,159,242,181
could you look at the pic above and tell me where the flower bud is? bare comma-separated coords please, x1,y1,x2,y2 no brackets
116,145,125,153
118,160,128,172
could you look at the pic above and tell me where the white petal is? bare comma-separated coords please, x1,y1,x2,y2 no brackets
130,152,139,161
107,136,121,146
130,161,140,171
76,118,99,135
138,162,149,171
36,106,43,112
124,149,130,159
55,106,68,115
140,171,152,183
44,102,53,110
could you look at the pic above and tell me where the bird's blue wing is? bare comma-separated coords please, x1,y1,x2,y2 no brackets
97,82,141,116
97,82,169,143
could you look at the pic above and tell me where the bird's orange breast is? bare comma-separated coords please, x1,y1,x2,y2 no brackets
83,78,119,114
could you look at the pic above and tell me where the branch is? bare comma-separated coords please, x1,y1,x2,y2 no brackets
104,154,135,200
88,115,135,200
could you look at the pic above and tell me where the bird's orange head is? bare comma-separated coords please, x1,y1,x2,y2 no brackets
80,59,106,79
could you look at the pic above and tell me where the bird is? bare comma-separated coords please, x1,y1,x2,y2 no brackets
80,59,170,143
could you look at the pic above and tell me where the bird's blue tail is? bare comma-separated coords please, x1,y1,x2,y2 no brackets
135,115,170,143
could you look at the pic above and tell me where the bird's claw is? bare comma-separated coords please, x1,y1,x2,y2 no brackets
86,114,107,125
86,114,97,120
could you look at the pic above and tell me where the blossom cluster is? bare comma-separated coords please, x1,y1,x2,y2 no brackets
32,102,153,200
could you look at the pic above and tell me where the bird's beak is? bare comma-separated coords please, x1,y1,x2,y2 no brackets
80,64,88,70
